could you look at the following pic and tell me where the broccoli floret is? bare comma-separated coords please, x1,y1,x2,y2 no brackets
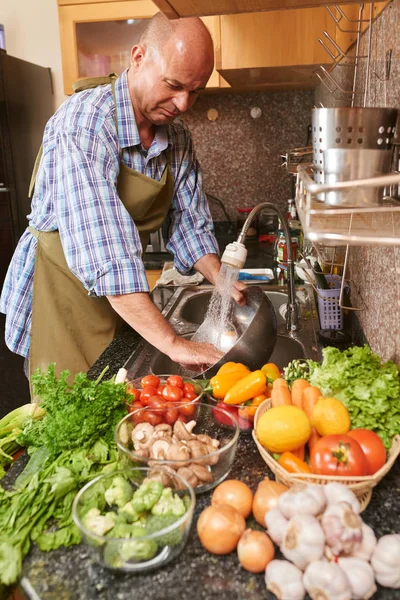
118,500,141,523
103,537,158,568
82,508,117,537
131,480,163,513
108,522,134,538
146,514,184,548
150,488,186,517
104,475,133,508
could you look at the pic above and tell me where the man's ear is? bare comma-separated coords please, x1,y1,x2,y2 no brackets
130,45,146,72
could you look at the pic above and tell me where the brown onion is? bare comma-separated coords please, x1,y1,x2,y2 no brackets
252,478,288,526
211,479,253,518
237,529,275,573
197,504,246,554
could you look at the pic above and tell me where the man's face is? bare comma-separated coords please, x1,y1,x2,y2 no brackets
129,38,213,126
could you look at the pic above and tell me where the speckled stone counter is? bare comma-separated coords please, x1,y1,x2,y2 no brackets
6,438,400,600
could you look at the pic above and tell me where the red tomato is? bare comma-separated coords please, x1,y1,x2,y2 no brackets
126,386,141,402
162,385,184,402
167,375,184,389
141,411,163,426
347,429,387,475
140,386,158,405
183,382,196,396
141,375,160,389
212,402,239,427
156,384,166,397
128,400,143,414
184,391,198,402
165,406,179,425
311,434,368,477
178,403,196,417
148,396,167,413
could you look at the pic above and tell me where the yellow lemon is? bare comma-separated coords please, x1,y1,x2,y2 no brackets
312,397,351,436
256,405,311,453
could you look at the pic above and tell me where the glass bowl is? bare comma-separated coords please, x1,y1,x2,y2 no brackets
126,374,205,427
115,403,240,494
72,466,195,573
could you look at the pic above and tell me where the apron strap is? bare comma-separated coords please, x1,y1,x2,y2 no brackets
28,146,43,200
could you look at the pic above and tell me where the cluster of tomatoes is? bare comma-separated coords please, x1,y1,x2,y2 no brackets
126,374,200,426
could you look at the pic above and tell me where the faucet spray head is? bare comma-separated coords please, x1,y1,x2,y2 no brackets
221,241,248,269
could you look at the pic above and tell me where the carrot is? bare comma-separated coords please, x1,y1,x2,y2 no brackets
271,386,292,407
291,445,305,461
291,379,310,409
272,378,289,389
278,452,312,474
308,428,321,455
302,386,322,420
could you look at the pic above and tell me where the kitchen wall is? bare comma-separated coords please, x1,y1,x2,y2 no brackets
315,0,400,363
1,0,67,110
183,90,314,221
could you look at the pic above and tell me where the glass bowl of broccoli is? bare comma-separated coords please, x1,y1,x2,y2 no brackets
72,466,195,572
115,402,240,494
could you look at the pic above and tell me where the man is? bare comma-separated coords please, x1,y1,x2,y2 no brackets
0,13,245,383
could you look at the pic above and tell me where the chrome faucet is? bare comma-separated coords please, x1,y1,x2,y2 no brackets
221,202,300,331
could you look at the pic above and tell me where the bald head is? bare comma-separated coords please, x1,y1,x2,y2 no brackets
128,12,215,127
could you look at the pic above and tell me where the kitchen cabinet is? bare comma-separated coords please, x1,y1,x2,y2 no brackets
152,0,380,18
57,0,227,94
146,269,163,290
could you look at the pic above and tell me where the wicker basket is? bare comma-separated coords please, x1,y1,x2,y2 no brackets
253,399,400,512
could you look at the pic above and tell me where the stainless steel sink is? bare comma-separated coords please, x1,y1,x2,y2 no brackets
124,283,321,379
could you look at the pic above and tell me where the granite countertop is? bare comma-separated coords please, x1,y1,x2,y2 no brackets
8,241,400,600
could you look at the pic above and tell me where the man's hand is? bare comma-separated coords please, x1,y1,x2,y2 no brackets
167,337,223,368
194,253,247,305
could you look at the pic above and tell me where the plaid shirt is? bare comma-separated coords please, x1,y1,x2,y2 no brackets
0,70,218,358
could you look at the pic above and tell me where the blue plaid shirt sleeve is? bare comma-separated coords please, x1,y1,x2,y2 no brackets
164,127,219,275
55,127,150,296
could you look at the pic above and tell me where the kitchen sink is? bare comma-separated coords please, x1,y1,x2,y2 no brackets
124,283,321,379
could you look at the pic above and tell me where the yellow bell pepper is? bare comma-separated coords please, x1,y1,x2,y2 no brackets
216,362,249,376
209,365,250,400
261,362,281,382
238,394,267,421
223,370,268,405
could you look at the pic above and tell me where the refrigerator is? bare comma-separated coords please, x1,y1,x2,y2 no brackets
0,50,53,286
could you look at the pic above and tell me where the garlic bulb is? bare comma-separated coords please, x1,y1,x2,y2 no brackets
321,502,362,555
265,508,289,546
265,559,305,600
323,482,361,514
278,484,326,519
338,557,377,600
351,523,377,561
303,560,351,600
281,514,325,570
371,533,400,589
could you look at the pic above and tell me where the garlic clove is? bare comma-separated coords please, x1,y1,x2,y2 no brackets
324,482,361,514
371,533,400,589
321,502,362,556
265,508,289,546
281,514,325,571
337,557,377,600
278,484,326,519
351,523,377,561
265,559,306,600
303,559,351,600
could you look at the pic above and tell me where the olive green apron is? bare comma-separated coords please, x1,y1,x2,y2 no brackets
27,75,174,391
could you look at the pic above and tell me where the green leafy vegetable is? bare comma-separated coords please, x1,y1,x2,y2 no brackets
308,345,400,448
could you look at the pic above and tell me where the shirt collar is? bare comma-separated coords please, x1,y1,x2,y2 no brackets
114,70,170,154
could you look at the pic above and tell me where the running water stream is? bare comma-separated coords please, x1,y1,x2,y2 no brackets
191,263,240,352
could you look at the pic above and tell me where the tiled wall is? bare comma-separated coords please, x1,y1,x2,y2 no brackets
315,0,400,363
183,90,314,222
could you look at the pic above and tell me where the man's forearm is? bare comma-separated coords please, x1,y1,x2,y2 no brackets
193,253,221,285
106,292,176,353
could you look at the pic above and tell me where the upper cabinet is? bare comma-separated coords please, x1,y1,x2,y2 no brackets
151,0,371,18
57,0,227,94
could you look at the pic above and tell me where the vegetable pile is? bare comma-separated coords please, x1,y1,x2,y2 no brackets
0,364,131,589
293,345,400,449
77,475,190,569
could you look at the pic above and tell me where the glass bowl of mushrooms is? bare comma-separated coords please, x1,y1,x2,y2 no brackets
115,403,240,494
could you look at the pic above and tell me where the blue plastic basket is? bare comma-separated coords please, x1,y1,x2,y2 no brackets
317,274,346,330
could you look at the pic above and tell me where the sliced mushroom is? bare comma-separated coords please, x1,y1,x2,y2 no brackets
176,467,198,488
197,434,220,450
190,463,214,483
154,424,172,439
187,440,209,464
166,443,191,467
132,423,155,450
150,439,171,460
134,447,150,459
145,470,171,488
173,420,196,441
